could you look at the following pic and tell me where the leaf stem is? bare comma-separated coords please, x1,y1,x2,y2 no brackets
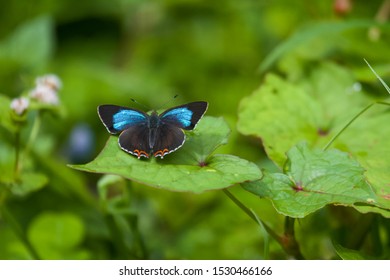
323,102,375,151
223,189,305,259
223,189,280,242
250,209,270,259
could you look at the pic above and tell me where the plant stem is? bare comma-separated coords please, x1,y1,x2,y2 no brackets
250,209,270,259
24,111,42,158
0,204,40,259
323,101,390,151
323,102,374,151
223,189,305,259
14,131,21,179
283,217,304,260
222,189,280,242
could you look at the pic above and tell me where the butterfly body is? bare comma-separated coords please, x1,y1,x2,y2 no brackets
98,101,208,159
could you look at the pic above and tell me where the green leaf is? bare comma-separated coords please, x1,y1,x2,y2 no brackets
11,172,49,196
243,142,377,218
335,105,390,217
0,16,53,68
0,140,15,186
70,116,261,193
237,73,323,167
333,243,370,260
97,174,127,202
238,63,370,168
0,94,21,133
238,62,390,216
28,212,89,259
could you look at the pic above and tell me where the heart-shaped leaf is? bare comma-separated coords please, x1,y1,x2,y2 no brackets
238,63,370,168
243,142,377,218
70,116,261,193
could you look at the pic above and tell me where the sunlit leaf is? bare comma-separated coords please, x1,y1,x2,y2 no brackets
238,63,370,168
333,243,371,260
0,16,53,68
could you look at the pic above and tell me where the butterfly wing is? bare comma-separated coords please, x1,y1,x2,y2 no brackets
98,105,151,158
97,105,148,134
118,125,151,158
151,124,185,158
159,101,208,130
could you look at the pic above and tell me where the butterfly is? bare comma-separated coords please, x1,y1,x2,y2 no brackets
97,101,208,159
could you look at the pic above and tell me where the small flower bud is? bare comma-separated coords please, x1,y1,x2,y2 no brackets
30,85,59,105
10,97,29,115
333,0,352,16
35,74,62,91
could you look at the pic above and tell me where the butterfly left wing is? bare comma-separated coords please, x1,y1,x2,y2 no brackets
118,124,152,158
159,101,208,130
97,105,148,134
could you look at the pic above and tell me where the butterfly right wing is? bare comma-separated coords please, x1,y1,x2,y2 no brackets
97,105,152,158
97,105,148,134
159,101,208,130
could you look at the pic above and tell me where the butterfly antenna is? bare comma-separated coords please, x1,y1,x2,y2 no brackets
130,98,150,111
156,94,179,110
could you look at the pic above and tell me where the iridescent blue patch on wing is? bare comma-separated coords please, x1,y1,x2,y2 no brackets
113,110,147,131
162,107,193,127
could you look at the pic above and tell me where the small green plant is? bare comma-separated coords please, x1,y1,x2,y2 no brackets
0,74,63,194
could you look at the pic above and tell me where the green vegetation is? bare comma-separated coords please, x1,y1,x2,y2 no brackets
1,0,390,260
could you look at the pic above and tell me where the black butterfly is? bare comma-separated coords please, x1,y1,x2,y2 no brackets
97,101,208,159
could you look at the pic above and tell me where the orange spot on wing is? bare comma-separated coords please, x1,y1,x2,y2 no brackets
134,149,149,159
154,148,169,158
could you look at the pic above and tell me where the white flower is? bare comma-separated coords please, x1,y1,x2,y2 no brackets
35,74,62,91
30,85,59,105
10,97,29,115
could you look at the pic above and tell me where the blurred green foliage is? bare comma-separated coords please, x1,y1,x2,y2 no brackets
1,0,390,260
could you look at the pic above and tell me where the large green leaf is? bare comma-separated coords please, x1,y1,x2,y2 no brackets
243,142,377,218
70,116,261,193
238,73,323,167
238,63,370,168
333,108,390,216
